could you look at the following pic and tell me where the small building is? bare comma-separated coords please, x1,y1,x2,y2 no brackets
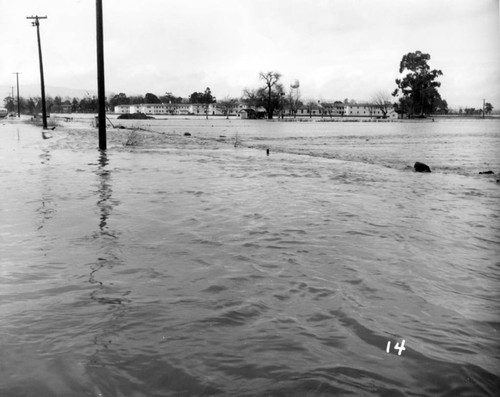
239,107,267,119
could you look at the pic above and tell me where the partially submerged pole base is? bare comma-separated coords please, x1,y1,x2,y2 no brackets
42,129,53,139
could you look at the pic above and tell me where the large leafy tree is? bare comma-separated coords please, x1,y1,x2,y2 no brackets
71,97,79,112
392,51,444,117
188,92,203,103
129,95,145,105
3,96,15,112
189,87,215,104
189,87,216,118
485,102,493,115
144,93,161,104
159,91,183,104
79,95,98,112
109,92,130,108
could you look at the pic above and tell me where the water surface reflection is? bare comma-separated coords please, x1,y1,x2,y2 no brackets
36,147,56,232
87,150,130,368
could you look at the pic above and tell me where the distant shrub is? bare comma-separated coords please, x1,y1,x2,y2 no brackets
124,130,141,146
233,132,242,147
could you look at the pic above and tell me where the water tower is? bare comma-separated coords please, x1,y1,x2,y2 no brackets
289,79,300,117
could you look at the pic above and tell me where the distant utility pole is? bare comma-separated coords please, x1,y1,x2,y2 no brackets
27,15,48,129
13,72,21,117
96,0,106,150
483,98,485,119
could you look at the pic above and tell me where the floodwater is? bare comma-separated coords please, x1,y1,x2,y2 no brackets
1,117,499,396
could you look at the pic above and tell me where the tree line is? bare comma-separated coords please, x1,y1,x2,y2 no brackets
2,94,102,114
2,51,493,118
1,89,212,115
460,105,494,115
238,51,453,119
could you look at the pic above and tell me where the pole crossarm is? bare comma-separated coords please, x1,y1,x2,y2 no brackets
26,15,47,26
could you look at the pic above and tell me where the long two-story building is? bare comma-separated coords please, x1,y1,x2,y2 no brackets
114,101,397,119
114,103,242,116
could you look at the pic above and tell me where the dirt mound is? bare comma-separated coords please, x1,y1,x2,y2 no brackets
117,112,154,120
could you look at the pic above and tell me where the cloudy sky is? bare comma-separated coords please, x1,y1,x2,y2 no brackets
1,0,499,108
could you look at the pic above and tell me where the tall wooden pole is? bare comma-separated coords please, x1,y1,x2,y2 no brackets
96,0,107,150
27,16,48,129
14,72,21,118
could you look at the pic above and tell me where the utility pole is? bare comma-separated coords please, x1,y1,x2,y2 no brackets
13,72,21,117
96,0,106,150
483,98,485,119
27,15,48,129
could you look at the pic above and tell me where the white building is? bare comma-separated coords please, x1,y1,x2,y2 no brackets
343,103,397,118
114,104,130,114
113,103,224,116
114,101,398,119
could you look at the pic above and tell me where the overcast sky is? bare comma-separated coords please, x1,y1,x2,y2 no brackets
1,0,499,108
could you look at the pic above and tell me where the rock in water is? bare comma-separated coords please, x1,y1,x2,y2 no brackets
414,161,431,173
479,170,494,174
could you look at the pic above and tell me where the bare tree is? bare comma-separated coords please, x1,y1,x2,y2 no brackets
218,96,239,119
371,90,393,118
366,104,376,118
259,71,282,119
306,100,317,118
321,102,335,118
241,88,258,107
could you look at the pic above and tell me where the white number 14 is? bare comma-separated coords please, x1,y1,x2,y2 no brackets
386,339,406,355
